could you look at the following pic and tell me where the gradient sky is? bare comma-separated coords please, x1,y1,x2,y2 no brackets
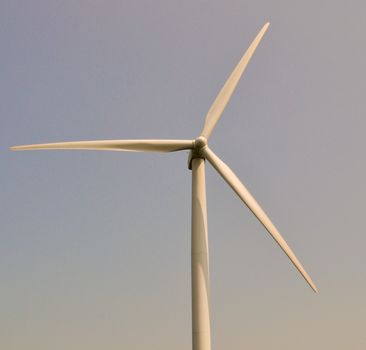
2,1,366,349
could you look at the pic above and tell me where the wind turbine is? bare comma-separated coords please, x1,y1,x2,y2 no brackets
11,22,317,350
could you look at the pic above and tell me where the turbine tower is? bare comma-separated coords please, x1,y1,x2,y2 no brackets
11,23,318,350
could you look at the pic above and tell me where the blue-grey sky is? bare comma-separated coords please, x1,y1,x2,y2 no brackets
2,1,366,349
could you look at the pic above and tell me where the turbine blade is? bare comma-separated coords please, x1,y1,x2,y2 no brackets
201,22,270,139
10,139,194,153
203,147,318,293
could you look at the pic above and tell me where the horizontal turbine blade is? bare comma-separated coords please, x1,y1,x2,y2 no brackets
203,146,318,293
11,139,194,153
201,22,270,140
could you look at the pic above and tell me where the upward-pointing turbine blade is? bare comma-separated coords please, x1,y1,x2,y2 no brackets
201,22,270,140
203,146,318,293
10,139,194,153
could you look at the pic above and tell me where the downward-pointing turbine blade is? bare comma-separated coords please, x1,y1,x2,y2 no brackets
11,139,194,153
201,22,270,140
203,147,318,293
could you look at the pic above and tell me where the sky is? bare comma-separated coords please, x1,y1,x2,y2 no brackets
1,1,366,349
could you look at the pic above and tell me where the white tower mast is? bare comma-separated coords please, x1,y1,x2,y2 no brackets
191,157,211,350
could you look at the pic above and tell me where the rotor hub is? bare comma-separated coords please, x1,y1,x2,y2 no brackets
188,136,208,169
194,136,207,150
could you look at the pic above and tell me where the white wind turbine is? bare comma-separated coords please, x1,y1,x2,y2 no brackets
11,23,317,350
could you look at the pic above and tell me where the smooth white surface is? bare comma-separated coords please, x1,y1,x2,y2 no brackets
201,22,269,139
191,158,211,350
203,146,318,293
11,139,194,152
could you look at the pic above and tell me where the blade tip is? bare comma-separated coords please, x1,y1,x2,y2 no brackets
308,279,319,294
10,145,36,151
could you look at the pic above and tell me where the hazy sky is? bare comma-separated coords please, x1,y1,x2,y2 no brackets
2,1,366,349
